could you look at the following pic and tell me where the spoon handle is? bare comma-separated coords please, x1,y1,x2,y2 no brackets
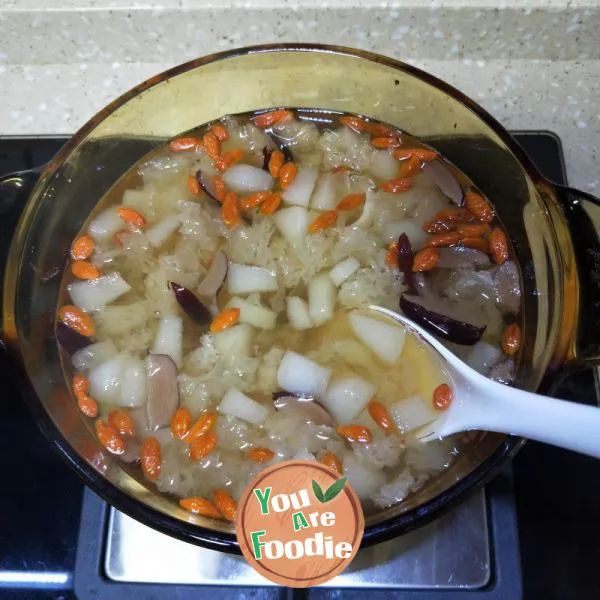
368,306,600,458
459,379,600,458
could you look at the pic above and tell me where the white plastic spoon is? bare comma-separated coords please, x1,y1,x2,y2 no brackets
370,305,600,459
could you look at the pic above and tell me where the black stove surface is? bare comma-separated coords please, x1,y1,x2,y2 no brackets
0,134,599,600
1,138,80,600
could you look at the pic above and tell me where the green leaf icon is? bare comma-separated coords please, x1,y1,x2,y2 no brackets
312,477,348,503
323,477,348,502
312,480,325,502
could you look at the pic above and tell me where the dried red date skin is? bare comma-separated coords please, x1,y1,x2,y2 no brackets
169,282,212,324
396,233,417,294
400,295,486,345
56,321,92,354
195,170,220,204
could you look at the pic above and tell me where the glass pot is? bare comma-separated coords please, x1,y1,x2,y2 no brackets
2,44,600,552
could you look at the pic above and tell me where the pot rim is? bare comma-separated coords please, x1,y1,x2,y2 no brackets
12,348,525,552
4,43,560,552
36,44,552,195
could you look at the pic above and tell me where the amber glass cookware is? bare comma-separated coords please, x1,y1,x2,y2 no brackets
2,45,599,552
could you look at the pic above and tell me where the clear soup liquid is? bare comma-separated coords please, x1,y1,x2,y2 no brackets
57,108,521,518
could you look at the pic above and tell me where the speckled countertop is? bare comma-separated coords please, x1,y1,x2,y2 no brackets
0,1,598,192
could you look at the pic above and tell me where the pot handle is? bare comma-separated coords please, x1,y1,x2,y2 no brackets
552,184,600,366
0,167,40,248
0,169,40,346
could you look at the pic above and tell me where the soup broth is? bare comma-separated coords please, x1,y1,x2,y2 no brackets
57,108,521,520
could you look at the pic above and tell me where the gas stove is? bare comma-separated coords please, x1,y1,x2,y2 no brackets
1,133,599,600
